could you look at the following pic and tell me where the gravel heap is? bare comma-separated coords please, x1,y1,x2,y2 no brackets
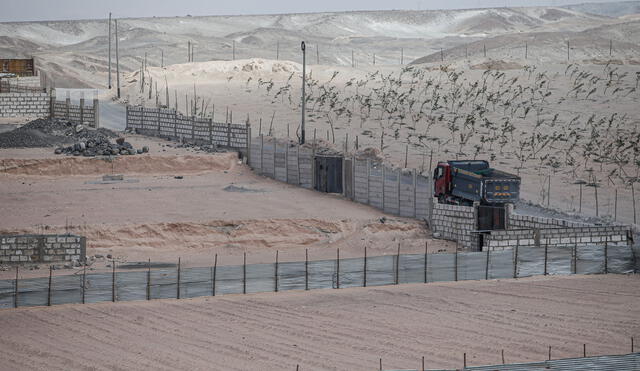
0,117,148,156
0,118,117,148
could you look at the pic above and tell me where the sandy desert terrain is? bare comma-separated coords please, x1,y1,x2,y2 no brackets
0,274,637,371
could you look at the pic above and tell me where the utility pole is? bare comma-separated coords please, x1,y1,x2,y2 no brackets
115,19,120,98
108,12,112,89
300,41,306,145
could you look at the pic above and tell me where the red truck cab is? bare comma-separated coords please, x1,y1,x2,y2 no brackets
433,161,452,203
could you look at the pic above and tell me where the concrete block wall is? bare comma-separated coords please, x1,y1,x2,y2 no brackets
0,234,86,263
2,76,41,88
509,213,590,229
0,92,49,117
249,136,314,189
483,226,630,251
430,200,476,249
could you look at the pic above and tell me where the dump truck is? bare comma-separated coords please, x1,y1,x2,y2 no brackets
433,160,520,206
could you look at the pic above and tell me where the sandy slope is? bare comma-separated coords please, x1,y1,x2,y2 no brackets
0,274,637,371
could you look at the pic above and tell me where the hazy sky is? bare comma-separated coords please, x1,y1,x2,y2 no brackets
0,0,625,22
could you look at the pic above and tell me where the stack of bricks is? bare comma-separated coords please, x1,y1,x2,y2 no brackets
430,199,476,249
0,234,86,264
0,92,49,117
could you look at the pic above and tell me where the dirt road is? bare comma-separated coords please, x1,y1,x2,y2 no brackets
0,274,637,371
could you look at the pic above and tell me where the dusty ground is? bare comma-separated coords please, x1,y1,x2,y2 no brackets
0,274,637,371
0,135,447,279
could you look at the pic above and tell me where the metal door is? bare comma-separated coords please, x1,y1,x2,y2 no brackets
477,205,506,231
315,156,343,193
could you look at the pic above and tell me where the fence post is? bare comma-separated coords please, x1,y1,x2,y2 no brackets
485,247,490,280
147,258,151,300
275,250,279,292
260,135,264,175
156,107,161,136
65,92,70,121
272,140,277,179
573,243,578,274
176,257,181,299
336,248,340,289
208,118,213,144
227,122,231,147
395,243,400,285
173,110,178,139
79,93,85,126
544,245,548,276
285,143,289,183
212,254,217,296
454,247,458,282
82,264,86,304
365,159,371,205
382,166,386,212
413,169,417,217
47,265,52,306
93,97,100,128
604,242,608,274
305,249,309,291
49,89,56,120
14,266,18,308
112,260,116,302
424,241,428,283
296,145,301,186
191,115,195,141
246,124,251,164
243,252,247,294
363,245,367,287
513,240,519,278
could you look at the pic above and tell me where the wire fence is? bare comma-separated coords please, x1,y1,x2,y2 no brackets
0,245,637,309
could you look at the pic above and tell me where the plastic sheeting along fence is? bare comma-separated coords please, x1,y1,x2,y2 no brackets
0,245,636,308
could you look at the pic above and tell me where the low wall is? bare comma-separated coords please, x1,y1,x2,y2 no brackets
0,92,49,117
52,96,99,127
0,234,86,264
126,106,250,154
483,225,631,251
509,212,590,229
430,200,476,249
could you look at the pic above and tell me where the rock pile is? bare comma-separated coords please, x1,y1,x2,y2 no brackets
0,118,117,148
55,137,149,157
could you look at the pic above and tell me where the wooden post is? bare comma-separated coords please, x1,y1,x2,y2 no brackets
275,250,279,292
379,358,382,371
422,356,425,371
424,241,428,283
583,343,586,357
595,183,599,217
501,349,505,364
147,258,151,300
579,183,583,213
305,249,309,291
243,252,247,294
363,245,367,287
548,346,551,360
395,243,400,285
485,247,490,280
227,122,231,148
632,337,635,353
14,266,18,308
544,244,548,275
112,260,116,302
413,170,417,218
212,254,217,296
47,266,52,306
177,257,181,299
336,248,340,289
463,353,466,368
82,264,86,304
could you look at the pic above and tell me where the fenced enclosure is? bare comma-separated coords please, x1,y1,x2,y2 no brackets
126,106,250,154
0,80,45,93
1,244,636,309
